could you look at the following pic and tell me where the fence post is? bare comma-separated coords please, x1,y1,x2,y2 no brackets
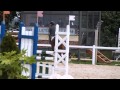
65,25,70,75
0,22,5,42
92,45,96,65
18,22,24,50
31,23,38,79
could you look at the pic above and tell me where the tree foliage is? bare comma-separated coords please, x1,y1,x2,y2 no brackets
101,11,120,47
0,32,20,54
0,30,36,79
0,50,36,79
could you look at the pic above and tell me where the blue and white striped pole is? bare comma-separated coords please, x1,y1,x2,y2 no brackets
0,21,5,44
18,22,38,79
18,22,24,50
31,23,38,79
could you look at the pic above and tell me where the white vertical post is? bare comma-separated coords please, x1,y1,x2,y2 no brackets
21,27,25,51
54,24,59,70
92,45,96,65
68,17,70,26
36,62,39,77
27,29,33,57
95,29,98,64
51,65,54,75
53,24,74,79
118,28,120,47
95,29,98,47
43,64,45,75
24,28,29,56
21,27,34,78
65,25,70,75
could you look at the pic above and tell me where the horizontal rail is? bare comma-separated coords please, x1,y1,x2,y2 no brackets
36,56,54,60
55,32,67,35
35,74,52,79
17,43,120,50
37,50,54,54
9,31,19,33
37,64,54,68
57,50,66,53
96,46,120,50
69,45,93,49
12,35,18,37
37,44,51,47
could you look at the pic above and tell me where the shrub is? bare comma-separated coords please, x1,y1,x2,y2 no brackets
0,32,19,54
0,32,36,79
0,50,36,79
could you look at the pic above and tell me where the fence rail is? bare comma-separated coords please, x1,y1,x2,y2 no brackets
16,43,120,65
36,44,120,65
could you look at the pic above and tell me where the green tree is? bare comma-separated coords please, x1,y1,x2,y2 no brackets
101,11,120,47
0,29,36,79
0,32,20,54
0,50,36,79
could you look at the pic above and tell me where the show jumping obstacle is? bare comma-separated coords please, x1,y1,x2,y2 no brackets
18,22,73,79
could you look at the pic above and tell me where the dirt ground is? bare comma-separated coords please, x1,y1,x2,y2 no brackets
67,64,120,79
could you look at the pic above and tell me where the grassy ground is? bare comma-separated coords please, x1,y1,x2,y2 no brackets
69,59,120,66
70,60,92,64
37,49,120,66
69,50,120,66
38,59,120,66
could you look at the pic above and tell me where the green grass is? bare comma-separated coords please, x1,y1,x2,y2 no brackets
37,59,120,66
69,60,92,64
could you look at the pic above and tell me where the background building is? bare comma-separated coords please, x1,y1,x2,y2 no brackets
21,11,101,46
21,11,101,58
